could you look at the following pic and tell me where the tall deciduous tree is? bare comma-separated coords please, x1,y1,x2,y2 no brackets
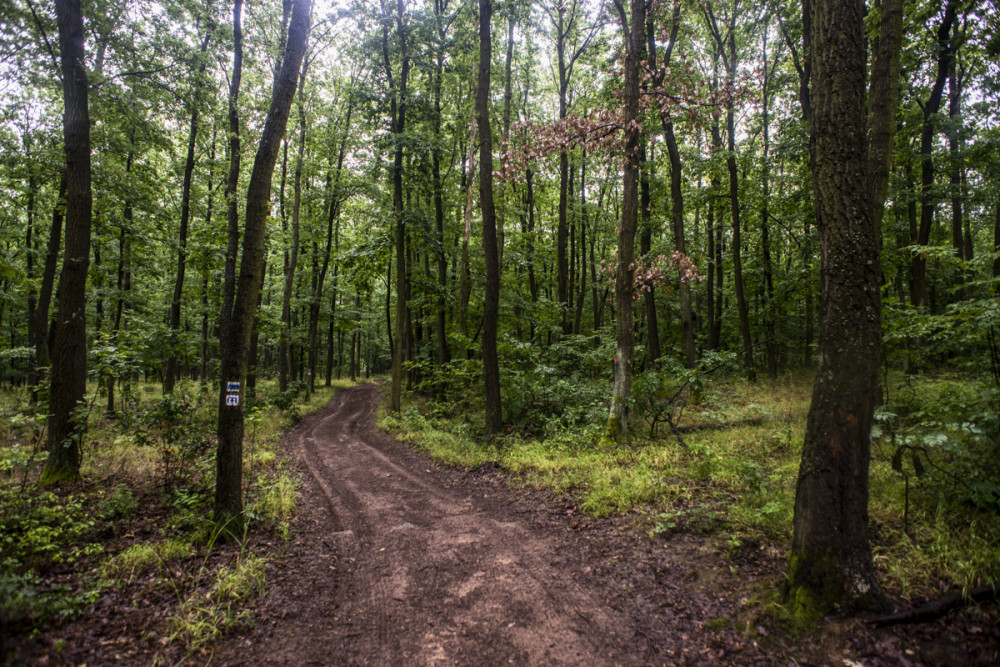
786,0,900,623
607,0,644,441
478,0,502,439
215,0,312,530
383,0,410,414
41,0,92,485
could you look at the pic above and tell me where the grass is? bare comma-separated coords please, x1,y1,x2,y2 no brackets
101,538,193,586
166,552,268,651
379,369,1000,602
0,376,353,651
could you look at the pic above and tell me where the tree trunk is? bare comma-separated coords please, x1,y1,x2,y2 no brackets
35,173,67,402
607,0,644,441
165,32,210,395
639,144,659,362
725,35,754,379
911,0,957,308
42,0,92,485
219,0,244,351
760,22,778,378
280,58,310,394
648,2,695,368
459,116,477,361
215,0,311,531
478,0,502,439
787,0,894,623
384,0,409,414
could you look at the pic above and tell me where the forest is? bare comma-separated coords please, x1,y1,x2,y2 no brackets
1,0,999,663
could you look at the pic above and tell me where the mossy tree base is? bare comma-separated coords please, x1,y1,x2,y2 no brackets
784,548,887,634
38,464,80,487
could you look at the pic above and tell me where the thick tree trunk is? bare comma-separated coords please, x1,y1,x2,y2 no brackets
478,0,502,439
42,0,92,485
215,0,311,530
787,0,893,623
607,0,644,441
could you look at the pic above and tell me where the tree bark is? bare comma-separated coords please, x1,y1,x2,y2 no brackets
787,0,892,622
280,57,310,393
639,143,659,362
215,0,312,531
648,1,695,368
911,0,957,308
383,0,410,414
165,32,211,395
607,0,644,441
42,0,92,485
478,0,502,439
219,0,244,350
459,116,477,361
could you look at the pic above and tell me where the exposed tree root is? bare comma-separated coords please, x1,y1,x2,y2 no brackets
871,582,999,627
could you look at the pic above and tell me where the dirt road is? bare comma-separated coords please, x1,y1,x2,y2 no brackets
213,383,751,666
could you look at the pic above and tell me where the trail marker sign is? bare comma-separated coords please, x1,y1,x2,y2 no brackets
225,393,240,407
226,381,241,392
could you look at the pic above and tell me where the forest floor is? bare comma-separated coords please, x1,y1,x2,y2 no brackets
7,382,998,665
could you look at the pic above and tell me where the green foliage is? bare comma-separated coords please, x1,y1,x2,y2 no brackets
166,553,268,651
130,390,215,490
101,538,193,586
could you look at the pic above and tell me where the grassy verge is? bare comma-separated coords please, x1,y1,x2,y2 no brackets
378,370,1000,600
0,378,352,654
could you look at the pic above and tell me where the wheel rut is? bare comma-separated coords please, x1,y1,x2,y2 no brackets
215,383,668,665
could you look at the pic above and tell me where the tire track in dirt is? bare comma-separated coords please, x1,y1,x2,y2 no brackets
218,383,651,665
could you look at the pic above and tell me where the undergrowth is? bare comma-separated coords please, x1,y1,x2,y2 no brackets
0,378,353,654
379,369,1000,603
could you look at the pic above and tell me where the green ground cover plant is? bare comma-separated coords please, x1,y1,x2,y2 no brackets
379,369,1000,604
0,379,352,648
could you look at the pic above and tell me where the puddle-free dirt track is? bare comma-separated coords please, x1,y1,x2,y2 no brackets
212,383,750,666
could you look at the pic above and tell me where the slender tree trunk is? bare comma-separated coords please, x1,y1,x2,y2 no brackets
384,0,410,414
760,23,777,378
725,35,754,379
431,48,449,367
280,58,310,394
639,144,659,362
165,33,211,394
26,173,38,395
912,0,957,308
42,0,92,485
459,116,477,360
607,0,644,441
35,173,67,401
219,0,244,350
478,0,502,439
648,2,695,368
573,151,588,334
200,131,216,384
215,0,311,530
